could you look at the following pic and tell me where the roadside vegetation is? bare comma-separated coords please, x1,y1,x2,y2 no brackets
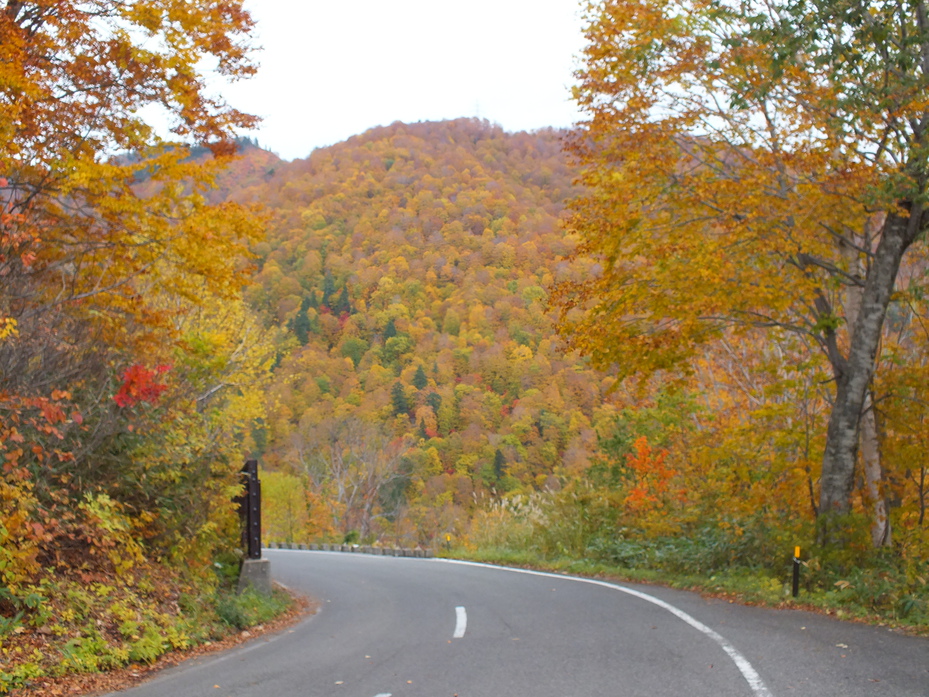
0,2,295,693
1,552,294,695
456,489,929,633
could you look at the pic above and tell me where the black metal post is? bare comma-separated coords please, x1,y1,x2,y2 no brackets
239,459,262,559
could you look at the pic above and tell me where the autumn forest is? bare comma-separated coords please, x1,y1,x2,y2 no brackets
3,0,929,689
245,120,615,546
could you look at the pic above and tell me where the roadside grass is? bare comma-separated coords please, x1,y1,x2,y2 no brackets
458,492,929,634
0,561,296,695
449,543,929,635
215,586,292,630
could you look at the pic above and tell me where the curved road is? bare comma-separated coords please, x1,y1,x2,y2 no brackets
108,550,929,697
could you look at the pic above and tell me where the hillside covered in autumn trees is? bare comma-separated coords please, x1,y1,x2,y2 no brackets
227,118,622,545
237,111,928,625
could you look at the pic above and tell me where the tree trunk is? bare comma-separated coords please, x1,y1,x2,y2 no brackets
842,234,892,548
818,209,920,546
860,393,890,546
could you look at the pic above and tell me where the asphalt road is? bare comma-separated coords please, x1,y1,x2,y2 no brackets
107,550,929,697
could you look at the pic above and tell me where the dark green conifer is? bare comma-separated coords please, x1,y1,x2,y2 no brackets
290,295,314,345
334,286,352,315
413,364,428,390
493,449,506,480
391,381,410,416
322,270,336,307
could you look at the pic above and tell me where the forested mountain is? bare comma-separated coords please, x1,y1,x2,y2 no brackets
228,119,618,544
232,114,929,613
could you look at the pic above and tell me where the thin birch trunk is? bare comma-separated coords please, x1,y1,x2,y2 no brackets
859,395,890,546
842,225,892,548
819,209,919,545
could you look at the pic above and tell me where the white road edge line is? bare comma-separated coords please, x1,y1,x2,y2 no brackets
373,693,392,696
453,605,467,638
438,559,773,697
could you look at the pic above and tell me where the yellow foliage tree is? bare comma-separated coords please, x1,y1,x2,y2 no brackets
560,0,929,547
0,0,262,591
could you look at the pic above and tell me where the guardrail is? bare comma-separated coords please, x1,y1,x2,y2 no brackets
264,542,434,558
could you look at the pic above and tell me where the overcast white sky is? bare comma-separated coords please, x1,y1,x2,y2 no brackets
218,0,588,161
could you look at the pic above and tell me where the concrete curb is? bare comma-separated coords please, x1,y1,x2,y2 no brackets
264,542,434,558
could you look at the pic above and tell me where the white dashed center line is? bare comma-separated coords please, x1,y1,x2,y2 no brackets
453,606,467,638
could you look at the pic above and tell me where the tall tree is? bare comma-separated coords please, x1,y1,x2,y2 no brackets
493,448,507,480
1,0,260,401
413,364,429,390
333,285,352,315
561,0,929,546
291,296,313,345
291,417,410,538
391,381,411,417
0,0,262,588
321,270,336,307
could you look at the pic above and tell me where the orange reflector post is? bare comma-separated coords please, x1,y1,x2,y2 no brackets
792,546,801,598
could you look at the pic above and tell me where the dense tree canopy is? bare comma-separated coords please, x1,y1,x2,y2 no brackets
559,0,929,547
228,119,623,545
0,0,270,636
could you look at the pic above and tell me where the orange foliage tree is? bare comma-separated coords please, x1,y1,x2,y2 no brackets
0,0,264,596
559,0,929,548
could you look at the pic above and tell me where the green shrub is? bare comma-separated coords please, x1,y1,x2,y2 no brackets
127,625,169,663
215,587,290,630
